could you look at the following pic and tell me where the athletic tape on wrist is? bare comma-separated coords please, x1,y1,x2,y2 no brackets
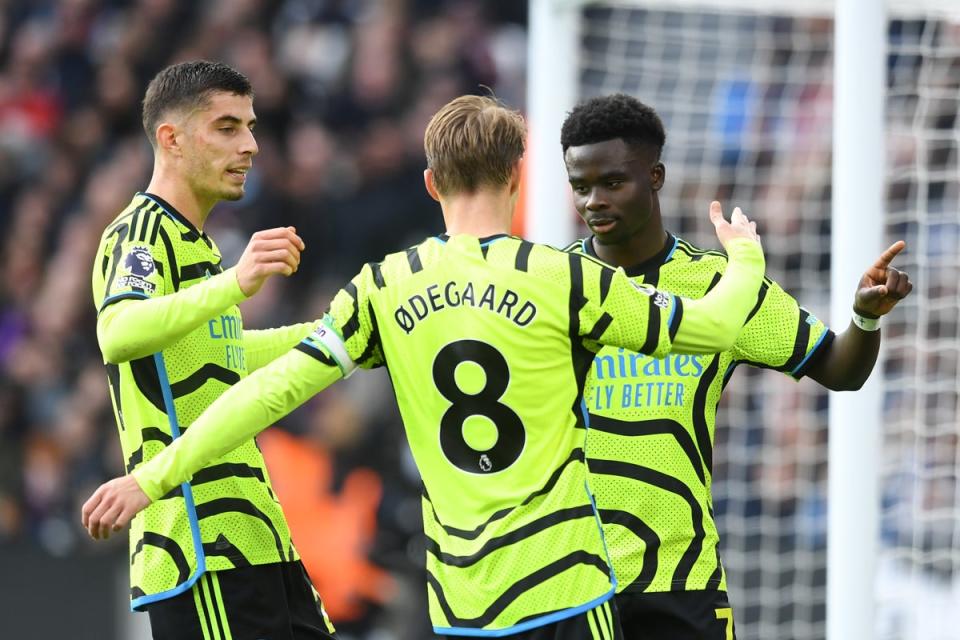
852,311,880,332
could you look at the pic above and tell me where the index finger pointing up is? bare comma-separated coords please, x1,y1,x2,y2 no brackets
874,240,906,269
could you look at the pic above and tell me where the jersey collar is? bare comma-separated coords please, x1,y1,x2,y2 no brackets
140,192,210,246
435,232,511,246
583,231,678,278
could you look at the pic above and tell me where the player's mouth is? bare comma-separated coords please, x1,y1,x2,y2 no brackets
587,217,619,234
226,167,249,183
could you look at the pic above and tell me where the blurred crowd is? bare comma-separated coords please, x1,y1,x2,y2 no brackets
0,0,525,637
1,1,957,639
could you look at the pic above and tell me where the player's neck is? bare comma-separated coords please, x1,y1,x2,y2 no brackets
145,172,213,231
441,188,516,238
592,218,669,268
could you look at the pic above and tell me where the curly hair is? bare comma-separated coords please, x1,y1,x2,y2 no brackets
560,93,666,158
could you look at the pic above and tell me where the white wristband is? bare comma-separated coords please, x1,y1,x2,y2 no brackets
852,311,880,332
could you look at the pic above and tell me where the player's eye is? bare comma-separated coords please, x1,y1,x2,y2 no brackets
607,180,624,188
572,185,589,195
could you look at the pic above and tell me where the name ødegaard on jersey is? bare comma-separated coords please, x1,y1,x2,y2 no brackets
394,280,537,334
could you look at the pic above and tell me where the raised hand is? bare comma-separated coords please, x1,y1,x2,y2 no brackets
853,240,913,318
708,201,761,250
81,475,152,540
235,226,305,297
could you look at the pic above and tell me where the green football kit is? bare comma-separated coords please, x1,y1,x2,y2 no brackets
92,193,317,613
131,231,765,636
567,233,833,638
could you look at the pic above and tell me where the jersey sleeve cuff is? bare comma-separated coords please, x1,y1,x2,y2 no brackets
789,329,836,379
220,266,249,302
131,467,165,503
98,291,151,314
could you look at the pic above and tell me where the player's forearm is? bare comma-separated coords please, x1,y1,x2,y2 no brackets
244,323,316,371
97,268,247,363
805,320,880,390
672,238,766,354
133,349,343,500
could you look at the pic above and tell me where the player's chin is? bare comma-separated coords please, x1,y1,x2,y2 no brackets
220,186,245,202
591,228,625,245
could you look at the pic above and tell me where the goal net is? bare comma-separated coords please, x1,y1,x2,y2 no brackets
529,2,960,639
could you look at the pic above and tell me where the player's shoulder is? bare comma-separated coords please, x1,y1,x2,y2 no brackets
100,193,173,247
523,239,614,288
561,238,587,255
666,234,778,292
669,234,729,268
556,236,615,271
354,235,442,290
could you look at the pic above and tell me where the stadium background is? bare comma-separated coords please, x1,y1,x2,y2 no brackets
0,1,956,639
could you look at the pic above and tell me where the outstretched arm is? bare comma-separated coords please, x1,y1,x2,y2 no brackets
805,241,913,390
244,323,315,371
81,334,348,540
670,201,766,354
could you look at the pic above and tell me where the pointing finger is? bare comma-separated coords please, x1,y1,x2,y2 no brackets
874,240,906,269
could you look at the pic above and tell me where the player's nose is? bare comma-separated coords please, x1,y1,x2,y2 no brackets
240,129,259,156
585,189,608,211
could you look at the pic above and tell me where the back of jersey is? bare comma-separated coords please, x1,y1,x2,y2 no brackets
366,233,617,634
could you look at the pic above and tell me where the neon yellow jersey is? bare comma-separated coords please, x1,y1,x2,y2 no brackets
567,233,833,595
325,234,682,634
91,193,299,610
133,232,768,636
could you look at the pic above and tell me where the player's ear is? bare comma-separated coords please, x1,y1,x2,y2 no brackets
424,169,441,203
651,161,665,191
155,122,182,158
507,159,522,196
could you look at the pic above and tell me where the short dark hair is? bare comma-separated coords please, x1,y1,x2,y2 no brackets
142,61,253,146
560,93,666,158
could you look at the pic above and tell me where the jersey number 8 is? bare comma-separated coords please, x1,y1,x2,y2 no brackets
432,340,525,474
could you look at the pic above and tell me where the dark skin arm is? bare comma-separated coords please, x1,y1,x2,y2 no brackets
804,241,913,390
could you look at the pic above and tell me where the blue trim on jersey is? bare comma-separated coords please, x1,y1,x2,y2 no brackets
130,352,207,611
431,586,615,637
723,361,739,385
140,191,202,234
582,395,618,592
432,234,511,247
667,293,678,330
587,482,618,594
99,291,150,313
790,329,830,377
664,234,679,262
139,192,178,224
478,236,507,248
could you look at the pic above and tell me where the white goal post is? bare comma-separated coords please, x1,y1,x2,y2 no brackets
527,2,960,639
